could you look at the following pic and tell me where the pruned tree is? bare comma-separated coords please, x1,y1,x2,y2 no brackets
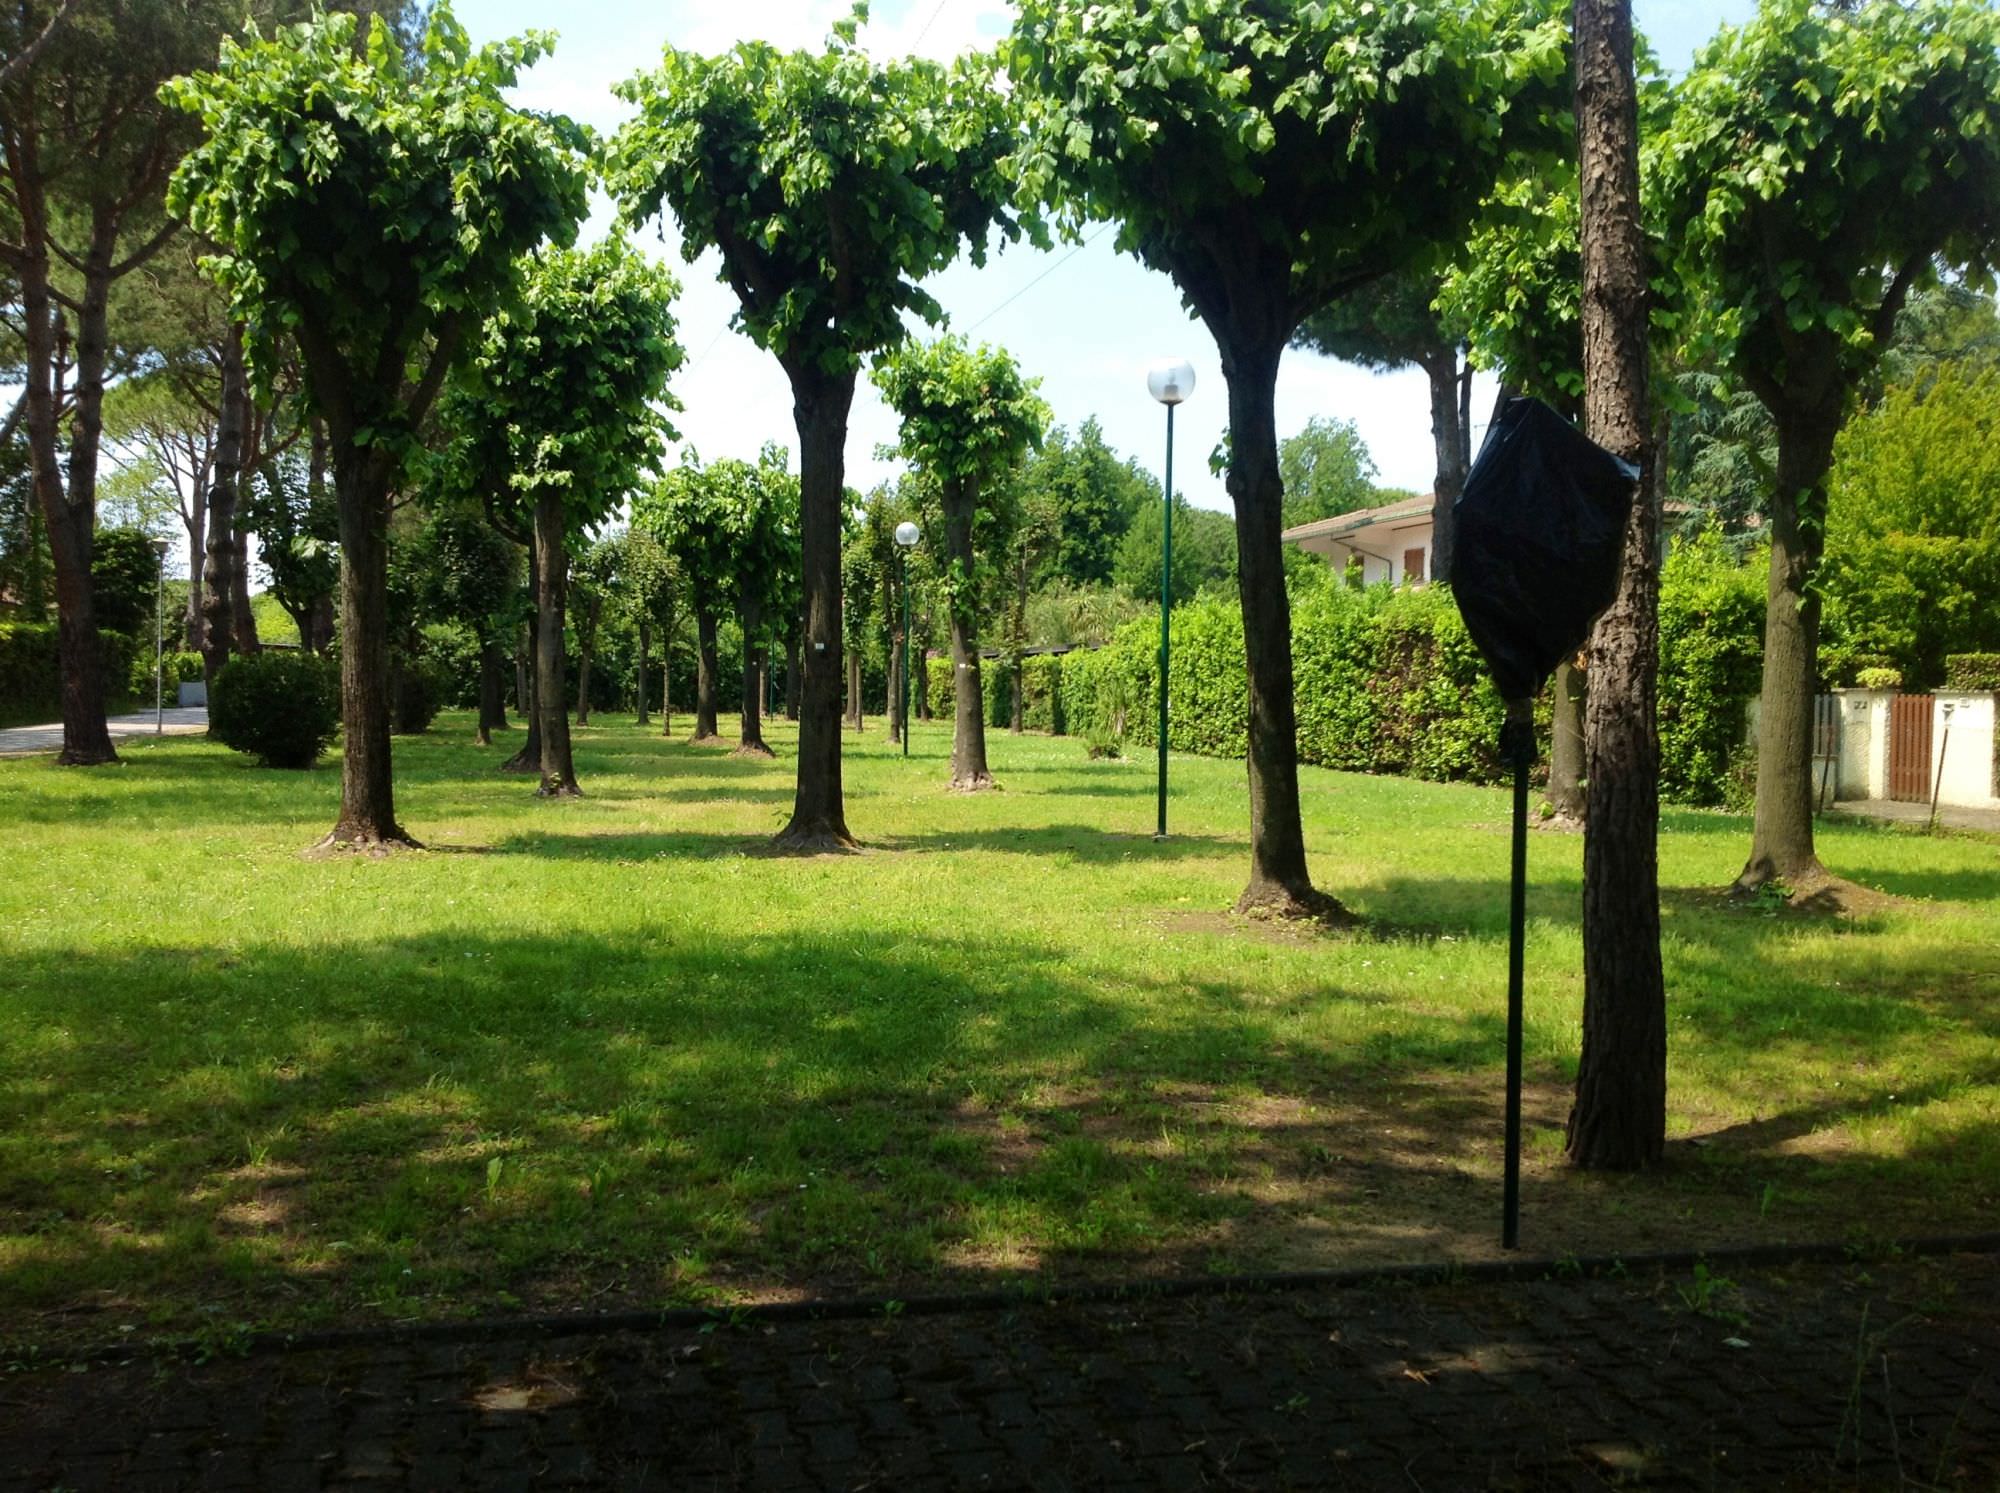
1656,0,2000,892
165,5,590,845
608,11,1023,847
1008,0,1569,916
441,236,683,795
872,335,1047,790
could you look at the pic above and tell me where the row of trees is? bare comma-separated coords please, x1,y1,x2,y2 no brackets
11,0,2000,1173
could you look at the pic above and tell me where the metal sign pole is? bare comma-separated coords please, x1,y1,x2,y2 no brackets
1156,402,1174,840
1502,698,1532,1250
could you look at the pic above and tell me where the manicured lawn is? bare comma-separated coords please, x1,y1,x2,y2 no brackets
2,713,1995,1345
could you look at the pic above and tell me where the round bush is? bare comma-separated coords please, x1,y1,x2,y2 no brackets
209,652,340,768
392,654,447,735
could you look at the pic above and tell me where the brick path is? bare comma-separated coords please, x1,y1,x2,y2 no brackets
4,1251,1995,1491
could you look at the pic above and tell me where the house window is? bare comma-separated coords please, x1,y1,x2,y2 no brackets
1402,547,1426,586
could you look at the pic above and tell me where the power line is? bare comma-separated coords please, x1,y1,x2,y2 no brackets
962,224,1113,335
912,0,948,51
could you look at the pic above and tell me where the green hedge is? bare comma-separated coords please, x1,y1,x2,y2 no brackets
1054,554,1764,803
1944,653,2000,691
1656,533,1766,806
0,622,141,722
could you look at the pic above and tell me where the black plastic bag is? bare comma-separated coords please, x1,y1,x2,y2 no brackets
1449,398,1638,703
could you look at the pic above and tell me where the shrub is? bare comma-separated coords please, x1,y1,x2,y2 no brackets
1020,652,1064,732
391,652,447,735
129,648,203,700
0,622,141,722
1855,666,1903,691
1656,533,1767,805
1943,653,2000,691
209,652,340,767
924,653,953,720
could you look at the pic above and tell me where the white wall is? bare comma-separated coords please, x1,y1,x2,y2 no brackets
1933,693,1999,809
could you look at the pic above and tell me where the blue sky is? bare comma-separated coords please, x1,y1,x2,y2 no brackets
475,1,1758,511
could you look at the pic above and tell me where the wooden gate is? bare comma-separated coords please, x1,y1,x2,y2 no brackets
1888,694,1934,803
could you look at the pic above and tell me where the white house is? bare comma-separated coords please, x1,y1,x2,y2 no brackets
1281,494,1436,585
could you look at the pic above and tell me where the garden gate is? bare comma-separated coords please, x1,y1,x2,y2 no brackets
1888,693,1934,803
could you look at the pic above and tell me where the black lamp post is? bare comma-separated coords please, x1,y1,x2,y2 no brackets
894,520,920,758
1146,357,1195,839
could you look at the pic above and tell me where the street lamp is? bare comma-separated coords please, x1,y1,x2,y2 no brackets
1146,357,1195,839
150,537,171,734
894,520,920,758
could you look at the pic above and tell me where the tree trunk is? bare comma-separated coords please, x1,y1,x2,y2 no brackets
1424,350,1470,585
887,624,904,743
774,368,857,849
784,630,801,722
514,626,530,716
660,649,673,736
201,328,248,688
736,595,772,756
1544,659,1587,824
503,603,542,773
532,492,580,797
323,448,411,847
1735,406,1841,890
183,517,205,649
692,605,722,742
17,186,115,763
574,591,600,727
941,477,994,790
1566,0,1665,1172
847,650,863,730
231,502,259,653
477,637,508,744
1220,337,1341,919
635,616,651,724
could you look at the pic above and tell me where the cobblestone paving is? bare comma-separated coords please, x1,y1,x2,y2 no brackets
5,1252,1995,1490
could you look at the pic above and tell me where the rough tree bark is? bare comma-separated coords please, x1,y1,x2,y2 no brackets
323,444,412,845
735,595,772,756
1735,403,1842,890
784,631,801,722
1421,349,1471,585
773,367,856,849
531,491,580,797
200,327,247,687
1544,659,1587,825
940,476,994,790
845,649,863,729
502,597,542,773
1219,336,1343,919
1566,0,1665,1171
659,651,673,736
182,514,205,648
691,605,722,742
15,175,115,763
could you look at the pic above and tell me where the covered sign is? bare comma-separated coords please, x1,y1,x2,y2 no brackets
1450,397,1637,702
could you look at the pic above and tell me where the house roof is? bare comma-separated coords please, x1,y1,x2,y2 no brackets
1281,494,1434,545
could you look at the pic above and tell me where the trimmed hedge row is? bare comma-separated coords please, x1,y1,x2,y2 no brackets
1944,653,2000,691
0,622,142,722
1001,550,1761,805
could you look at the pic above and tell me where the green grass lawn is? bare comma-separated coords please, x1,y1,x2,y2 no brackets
2,712,1995,1345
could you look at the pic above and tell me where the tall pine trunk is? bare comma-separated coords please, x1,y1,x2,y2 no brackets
201,328,247,687
775,368,856,849
18,193,114,764
1735,407,1841,890
941,477,994,790
183,517,205,649
1566,0,1665,1171
231,503,258,652
1220,337,1340,919
323,448,410,846
692,605,722,741
736,596,772,756
532,491,580,797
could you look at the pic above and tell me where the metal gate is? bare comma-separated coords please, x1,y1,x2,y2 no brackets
1888,694,1934,803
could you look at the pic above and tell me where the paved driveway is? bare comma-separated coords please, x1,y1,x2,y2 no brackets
0,706,209,757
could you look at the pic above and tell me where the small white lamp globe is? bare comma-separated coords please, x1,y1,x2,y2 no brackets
894,520,921,549
1146,358,1196,406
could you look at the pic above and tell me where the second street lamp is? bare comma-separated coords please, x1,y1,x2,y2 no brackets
894,520,920,758
1146,357,1195,839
